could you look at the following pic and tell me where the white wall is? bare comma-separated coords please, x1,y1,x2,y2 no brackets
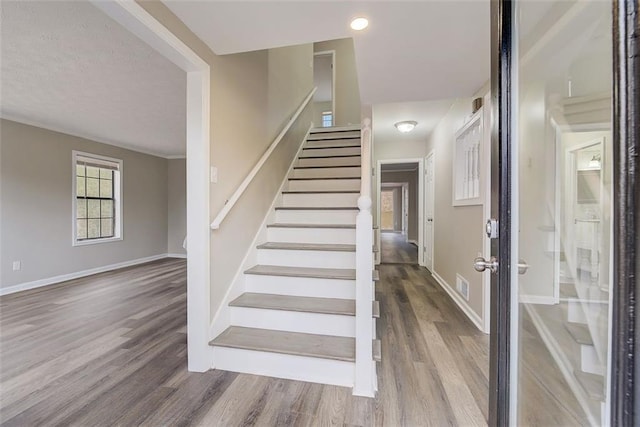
0,119,169,289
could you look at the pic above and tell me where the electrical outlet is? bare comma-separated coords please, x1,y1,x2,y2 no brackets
12,261,21,271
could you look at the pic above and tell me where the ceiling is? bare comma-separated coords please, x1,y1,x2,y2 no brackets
0,1,186,158
164,1,490,105
373,99,454,143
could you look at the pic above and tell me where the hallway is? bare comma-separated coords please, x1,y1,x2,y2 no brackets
380,232,419,265
0,259,488,425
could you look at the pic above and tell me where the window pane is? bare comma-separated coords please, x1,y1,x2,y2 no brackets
76,165,85,177
87,199,101,218
101,219,113,237
76,177,85,197
101,200,113,218
76,199,87,219
86,178,99,197
77,219,87,239
87,219,100,238
100,179,112,198
86,166,99,178
99,169,112,179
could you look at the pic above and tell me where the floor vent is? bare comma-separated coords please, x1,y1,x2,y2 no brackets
456,274,470,301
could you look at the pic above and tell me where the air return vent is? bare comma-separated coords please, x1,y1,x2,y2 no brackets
456,274,470,301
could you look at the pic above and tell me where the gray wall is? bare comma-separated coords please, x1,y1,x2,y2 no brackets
1,119,169,289
167,159,186,256
381,170,419,242
314,39,361,126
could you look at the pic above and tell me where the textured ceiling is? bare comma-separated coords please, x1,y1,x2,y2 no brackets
0,1,186,158
164,1,490,105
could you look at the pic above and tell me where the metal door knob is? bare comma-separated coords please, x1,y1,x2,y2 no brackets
474,256,498,273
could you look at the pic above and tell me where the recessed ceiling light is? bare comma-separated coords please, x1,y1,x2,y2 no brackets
394,121,417,133
350,17,369,31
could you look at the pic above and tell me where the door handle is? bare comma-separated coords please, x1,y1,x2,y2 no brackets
473,256,530,275
474,256,498,273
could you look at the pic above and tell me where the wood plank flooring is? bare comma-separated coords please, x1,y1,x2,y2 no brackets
380,232,418,264
1,257,490,426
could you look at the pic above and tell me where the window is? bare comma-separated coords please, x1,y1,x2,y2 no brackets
73,151,122,245
322,111,333,128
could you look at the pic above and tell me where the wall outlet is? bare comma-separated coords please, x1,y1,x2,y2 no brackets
12,261,21,271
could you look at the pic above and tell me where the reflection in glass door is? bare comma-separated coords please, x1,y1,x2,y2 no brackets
513,1,613,425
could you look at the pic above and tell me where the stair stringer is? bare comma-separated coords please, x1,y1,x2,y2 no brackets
208,125,312,356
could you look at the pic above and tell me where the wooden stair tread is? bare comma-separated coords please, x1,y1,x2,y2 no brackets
275,206,358,211
294,165,360,169
303,144,361,150
574,370,605,401
230,293,355,315
310,126,360,134
257,242,356,252
282,190,360,194
210,326,355,362
299,154,361,159
289,177,360,181
307,135,360,141
564,323,594,345
245,265,356,280
267,223,355,229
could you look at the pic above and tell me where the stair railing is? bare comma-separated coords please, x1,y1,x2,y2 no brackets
354,117,375,397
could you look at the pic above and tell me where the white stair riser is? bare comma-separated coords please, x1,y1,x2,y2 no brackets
287,179,360,191
212,347,355,387
230,307,355,337
308,131,360,140
301,147,361,157
581,344,605,375
567,300,588,324
275,209,357,224
268,227,355,244
257,249,355,269
297,157,361,167
244,275,355,299
305,140,360,149
292,167,361,179
281,192,359,207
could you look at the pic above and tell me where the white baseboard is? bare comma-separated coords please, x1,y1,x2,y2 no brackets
0,254,171,296
408,239,418,246
432,270,487,333
167,253,187,259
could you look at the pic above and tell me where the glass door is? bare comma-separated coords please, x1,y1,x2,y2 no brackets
512,1,613,425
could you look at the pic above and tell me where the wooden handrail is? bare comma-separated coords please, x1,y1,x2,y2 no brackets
210,87,316,230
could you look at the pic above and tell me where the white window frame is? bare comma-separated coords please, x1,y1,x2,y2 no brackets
72,150,123,246
322,111,333,127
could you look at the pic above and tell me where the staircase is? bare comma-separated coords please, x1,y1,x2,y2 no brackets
209,126,380,390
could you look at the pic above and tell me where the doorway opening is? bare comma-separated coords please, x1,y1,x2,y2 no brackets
313,51,335,127
377,161,422,265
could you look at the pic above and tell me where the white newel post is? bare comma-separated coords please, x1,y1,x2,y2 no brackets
354,118,375,397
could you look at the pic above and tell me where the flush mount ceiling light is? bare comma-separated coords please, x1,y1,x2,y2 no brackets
394,121,417,133
350,17,369,31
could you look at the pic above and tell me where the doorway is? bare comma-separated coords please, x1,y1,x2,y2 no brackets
313,51,335,128
377,161,423,265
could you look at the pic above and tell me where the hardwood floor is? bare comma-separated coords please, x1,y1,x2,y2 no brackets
0,257,489,426
380,232,418,264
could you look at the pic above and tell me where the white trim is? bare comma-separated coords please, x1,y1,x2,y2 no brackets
166,155,187,160
314,50,336,123
376,158,425,266
0,113,182,160
211,87,317,230
167,253,187,259
94,1,212,372
432,270,487,333
481,91,492,334
424,150,435,273
0,254,170,296
208,125,313,342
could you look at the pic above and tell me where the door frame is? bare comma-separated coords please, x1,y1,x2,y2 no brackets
375,159,424,266
313,50,336,125
489,0,639,425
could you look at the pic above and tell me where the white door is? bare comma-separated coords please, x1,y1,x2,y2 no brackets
402,184,409,237
424,152,435,271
